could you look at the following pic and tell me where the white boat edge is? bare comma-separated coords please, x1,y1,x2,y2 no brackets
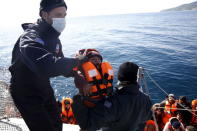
2,117,80,131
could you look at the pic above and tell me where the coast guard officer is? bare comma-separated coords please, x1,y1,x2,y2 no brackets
9,0,87,131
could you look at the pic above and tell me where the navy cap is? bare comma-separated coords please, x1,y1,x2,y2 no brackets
118,62,139,83
39,0,67,16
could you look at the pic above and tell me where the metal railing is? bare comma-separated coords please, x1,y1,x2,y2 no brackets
0,81,22,131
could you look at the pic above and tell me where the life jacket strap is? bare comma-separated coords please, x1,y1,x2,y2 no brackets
89,86,113,97
89,78,113,85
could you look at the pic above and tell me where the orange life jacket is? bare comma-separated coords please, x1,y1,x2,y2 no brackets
144,120,156,131
163,101,177,125
192,99,197,109
61,98,76,124
82,61,114,99
190,99,197,126
164,101,177,115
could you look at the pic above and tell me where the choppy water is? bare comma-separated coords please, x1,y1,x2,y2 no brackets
0,10,197,103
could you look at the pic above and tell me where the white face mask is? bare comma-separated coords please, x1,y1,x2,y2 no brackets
52,18,66,33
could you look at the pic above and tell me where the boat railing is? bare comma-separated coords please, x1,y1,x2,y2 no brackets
0,81,22,131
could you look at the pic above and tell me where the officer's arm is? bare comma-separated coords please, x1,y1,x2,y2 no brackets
19,33,78,78
59,43,64,57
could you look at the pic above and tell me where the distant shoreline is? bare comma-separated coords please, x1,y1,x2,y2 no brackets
161,1,197,12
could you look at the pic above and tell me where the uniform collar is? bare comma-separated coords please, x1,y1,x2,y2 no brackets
37,18,61,39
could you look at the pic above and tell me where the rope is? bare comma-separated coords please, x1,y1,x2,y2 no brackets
144,69,197,117
137,67,159,131
144,70,168,96
155,107,197,112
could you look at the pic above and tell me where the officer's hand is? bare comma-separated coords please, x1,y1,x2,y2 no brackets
76,55,88,65
74,72,89,89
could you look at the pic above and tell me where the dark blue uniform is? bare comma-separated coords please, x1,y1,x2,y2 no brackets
72,84,152,131
9,19,78,131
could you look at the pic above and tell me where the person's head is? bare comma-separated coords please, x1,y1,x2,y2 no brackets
179,96,187,104
168,94,175,104
40,0,67,32
145,120,156,131
64,100,71,110
191,99,197,110
77,49,103,68
170,117,181,130
176,111,183,121
62,98,72,110
87,51,102,67
186,126,197,131
118,62,139,84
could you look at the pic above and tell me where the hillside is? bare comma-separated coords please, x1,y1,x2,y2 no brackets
161,1,197,12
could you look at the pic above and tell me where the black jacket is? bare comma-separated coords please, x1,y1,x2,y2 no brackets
9,19,78,97
72,83,152,131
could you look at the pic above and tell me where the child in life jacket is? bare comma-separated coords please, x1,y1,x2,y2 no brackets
74,49,114,107
61,97,77,124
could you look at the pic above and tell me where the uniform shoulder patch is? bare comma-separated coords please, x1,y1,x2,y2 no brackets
34,38,45,46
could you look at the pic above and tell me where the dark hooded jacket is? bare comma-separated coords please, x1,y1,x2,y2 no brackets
9,19,78,98
72,83,152,131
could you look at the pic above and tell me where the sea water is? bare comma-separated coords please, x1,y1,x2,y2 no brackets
0,11,197,103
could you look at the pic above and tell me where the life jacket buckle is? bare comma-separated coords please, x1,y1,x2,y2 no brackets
102,79,108,85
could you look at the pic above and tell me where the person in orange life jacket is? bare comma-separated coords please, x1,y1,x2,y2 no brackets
72,62,152,131
74,49,114,103
190,99,197,127
176,96,192,127
152,103,166,130
160,94,178,125
61,98,76,124
177,96,191,108
144,119,156,131
9,0,88,131
163,117,185,131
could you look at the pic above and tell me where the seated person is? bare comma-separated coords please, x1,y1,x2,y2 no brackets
177,96,191,108
176,96,192,127
144,119,156,131
74,49,114,107
72,61,152,131
160,94,178,125
152,103,165,130
191,99,197,127
163,117,185,131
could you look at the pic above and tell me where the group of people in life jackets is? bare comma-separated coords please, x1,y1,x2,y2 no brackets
145,94,197,131
57,48,114,125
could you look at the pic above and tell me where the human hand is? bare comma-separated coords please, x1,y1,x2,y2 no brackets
82,84,92,96
74,72,88,88
76,55,89,65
